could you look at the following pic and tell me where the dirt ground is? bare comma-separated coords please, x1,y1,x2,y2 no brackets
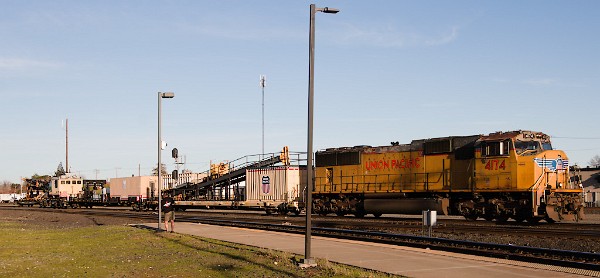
2,205,599,254
0,206,147,229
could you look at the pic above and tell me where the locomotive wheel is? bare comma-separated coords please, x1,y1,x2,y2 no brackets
354,212,365,218
373,213,382,218
265,209,272,216
464,214,478,221
513,216,526,223
527,217,541,224
545,217,556,224
496,215,509,223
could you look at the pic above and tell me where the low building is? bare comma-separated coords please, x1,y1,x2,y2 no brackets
576,167,600,207
108,176,158,201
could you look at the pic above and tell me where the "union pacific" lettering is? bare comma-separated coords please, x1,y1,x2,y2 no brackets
365,158,421,171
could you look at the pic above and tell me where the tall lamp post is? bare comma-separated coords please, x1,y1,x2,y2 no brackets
158,91,175,231
304,4,339,267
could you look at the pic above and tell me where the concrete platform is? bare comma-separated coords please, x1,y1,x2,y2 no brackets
136,222,598,277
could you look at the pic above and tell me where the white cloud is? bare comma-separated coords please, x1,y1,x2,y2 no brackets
425,26,459,46
0,58,63,71
169,17,461,48
493,77,585,88
420,101,460,108
337,23,460,48
522,78,556,86
491,77,511,83
172,21,302,41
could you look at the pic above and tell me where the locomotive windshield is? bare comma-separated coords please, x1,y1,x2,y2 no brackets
514,140,552,156
542,142,553,151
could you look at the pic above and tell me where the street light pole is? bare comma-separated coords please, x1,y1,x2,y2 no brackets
158,91,175,231
304,4,339,268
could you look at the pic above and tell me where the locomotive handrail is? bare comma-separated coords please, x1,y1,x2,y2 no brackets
528,171,546,191
315,171,469,193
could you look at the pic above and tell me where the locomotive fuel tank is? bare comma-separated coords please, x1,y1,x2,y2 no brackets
364,198,449,215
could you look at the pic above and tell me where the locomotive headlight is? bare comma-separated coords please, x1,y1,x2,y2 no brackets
558,182,563,188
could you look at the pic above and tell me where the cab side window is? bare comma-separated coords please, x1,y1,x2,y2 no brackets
482,140,510,157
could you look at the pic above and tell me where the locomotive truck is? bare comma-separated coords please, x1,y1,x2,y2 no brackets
313,130,584,223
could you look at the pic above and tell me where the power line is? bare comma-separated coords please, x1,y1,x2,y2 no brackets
563,148,600,152
552,136,600,140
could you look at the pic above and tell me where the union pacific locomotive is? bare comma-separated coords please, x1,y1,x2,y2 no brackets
313,130,584,223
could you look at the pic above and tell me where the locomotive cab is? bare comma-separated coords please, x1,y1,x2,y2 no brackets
472,131,584,222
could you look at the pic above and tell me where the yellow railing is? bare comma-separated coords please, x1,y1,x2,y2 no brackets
315,171,458,193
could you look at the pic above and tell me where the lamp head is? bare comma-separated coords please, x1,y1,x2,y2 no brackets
160,92,175,98
321,7,339,14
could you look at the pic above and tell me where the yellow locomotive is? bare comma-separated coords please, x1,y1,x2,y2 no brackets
313,130,584,223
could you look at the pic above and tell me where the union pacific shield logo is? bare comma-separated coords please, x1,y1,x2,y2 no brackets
261,176,270,194
533,158,568,171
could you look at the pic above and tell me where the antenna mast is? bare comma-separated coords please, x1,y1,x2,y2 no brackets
260,75,266,160
65,118,69,174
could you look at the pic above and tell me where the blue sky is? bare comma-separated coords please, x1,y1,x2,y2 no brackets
1,1,599,183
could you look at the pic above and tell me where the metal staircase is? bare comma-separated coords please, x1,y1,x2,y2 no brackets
169,148,295,195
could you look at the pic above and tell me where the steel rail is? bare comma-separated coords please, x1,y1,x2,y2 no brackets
179,216,600,271
3,206,599,271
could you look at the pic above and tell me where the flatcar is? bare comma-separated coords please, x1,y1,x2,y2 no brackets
313,130,584,223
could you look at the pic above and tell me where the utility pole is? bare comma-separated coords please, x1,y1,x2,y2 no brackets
65,118,69,174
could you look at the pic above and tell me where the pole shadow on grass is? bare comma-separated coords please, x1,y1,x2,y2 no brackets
130,224,300,276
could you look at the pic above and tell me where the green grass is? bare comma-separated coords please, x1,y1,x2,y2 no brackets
0,222,399,277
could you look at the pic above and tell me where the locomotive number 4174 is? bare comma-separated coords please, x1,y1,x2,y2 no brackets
484,159,506,170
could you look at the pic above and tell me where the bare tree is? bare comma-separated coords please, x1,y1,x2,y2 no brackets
1,181,11,194
11,183,21,193
590,155,600,168
0,182,21,193
151,164,168,176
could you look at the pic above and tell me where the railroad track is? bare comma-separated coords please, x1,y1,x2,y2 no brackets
310,214,600,239
7,205,600,240
169,215,600,272
434,223,600,239
4,206,599,272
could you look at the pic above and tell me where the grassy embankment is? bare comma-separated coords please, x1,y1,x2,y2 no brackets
0,222,398,277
